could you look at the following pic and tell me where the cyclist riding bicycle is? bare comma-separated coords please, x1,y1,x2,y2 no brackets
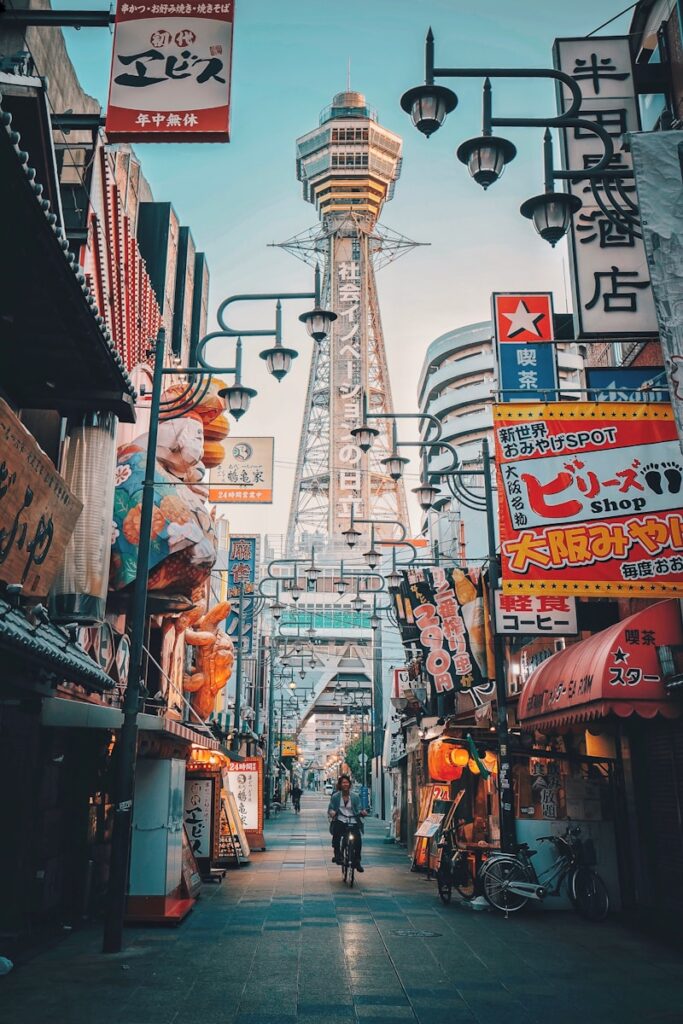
327,774,367,872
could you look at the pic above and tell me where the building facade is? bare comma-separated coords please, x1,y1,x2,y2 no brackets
417,319,584,559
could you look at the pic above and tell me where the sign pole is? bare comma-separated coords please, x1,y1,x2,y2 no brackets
265,643,275,818
103,329,165,954
231,579,244,753
483,436,515,854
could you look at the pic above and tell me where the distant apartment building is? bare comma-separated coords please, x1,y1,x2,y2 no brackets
417,319,584,559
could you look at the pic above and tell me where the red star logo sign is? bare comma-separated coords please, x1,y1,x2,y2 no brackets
493,293,554,343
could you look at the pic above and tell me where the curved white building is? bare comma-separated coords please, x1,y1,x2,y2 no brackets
418,320,584,560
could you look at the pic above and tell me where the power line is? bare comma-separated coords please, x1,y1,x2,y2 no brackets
586,2,638,38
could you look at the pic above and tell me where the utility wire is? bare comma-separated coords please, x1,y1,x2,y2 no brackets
586,2,639,38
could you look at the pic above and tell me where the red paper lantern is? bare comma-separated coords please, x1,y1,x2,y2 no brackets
428,738,464,782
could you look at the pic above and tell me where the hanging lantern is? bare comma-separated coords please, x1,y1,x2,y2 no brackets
428,738,464,782
51,411,118,623
482,750,498,773
468,758,481,775
449,746,470,768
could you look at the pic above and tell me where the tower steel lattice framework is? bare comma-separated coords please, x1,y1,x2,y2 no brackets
282,91,421,552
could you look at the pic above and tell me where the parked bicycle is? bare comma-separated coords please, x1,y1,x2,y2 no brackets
436,823,476,903
481,824,609,921
339,824,361,888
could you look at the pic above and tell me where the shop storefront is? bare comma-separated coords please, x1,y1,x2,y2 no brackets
517,599,683,915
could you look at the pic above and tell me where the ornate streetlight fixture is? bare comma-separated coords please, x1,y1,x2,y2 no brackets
400,28,631,247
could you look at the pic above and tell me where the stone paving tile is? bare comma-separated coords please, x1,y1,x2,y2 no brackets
2,797,683,1024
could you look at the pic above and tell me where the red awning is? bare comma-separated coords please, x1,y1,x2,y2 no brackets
517,599,683,732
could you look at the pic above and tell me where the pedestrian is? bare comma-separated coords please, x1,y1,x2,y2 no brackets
291,782,303,813
327,774,367,871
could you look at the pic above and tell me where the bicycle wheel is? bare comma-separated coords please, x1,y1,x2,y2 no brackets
436,864,452,904
348,862,355,888
482,857,529,913
454,857,475,901
571,866,609,922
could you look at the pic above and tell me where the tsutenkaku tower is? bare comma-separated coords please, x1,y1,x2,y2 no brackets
286,91,411,551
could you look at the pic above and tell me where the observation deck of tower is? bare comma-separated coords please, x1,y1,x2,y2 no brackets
285,91,411,551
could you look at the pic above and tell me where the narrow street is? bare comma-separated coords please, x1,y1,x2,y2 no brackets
2,796,682,1024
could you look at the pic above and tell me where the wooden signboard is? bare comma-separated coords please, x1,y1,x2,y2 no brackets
0,398,82,596
224,756,265,851
217,790,250,867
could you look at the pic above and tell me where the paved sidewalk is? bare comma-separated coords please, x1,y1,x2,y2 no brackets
1,795,682,1024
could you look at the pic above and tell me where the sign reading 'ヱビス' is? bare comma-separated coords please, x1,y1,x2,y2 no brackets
105,0,235,142
494,402,683,597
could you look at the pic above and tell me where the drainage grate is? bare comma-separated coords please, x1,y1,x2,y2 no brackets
282,861,305,869
390,929,441,938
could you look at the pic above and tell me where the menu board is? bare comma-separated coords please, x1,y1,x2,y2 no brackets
224,756,265,849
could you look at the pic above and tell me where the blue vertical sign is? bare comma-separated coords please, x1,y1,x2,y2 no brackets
226,536,257,654
493,292,559,402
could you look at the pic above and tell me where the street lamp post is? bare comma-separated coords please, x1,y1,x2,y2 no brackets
102,270,335,954
232,580,244,753
265,642,276,818
351,390,516,850
103,329,166,955
400,28,636,247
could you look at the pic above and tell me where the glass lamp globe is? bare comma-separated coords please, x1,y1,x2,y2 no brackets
400,83,458,137
456,135,517,189
520,191,582,247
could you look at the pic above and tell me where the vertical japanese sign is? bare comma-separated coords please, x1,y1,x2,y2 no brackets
631,131,683,456
225,535,258,653
184,776,215,858
493,293,558,400
225,757,263,837
330,237,367,537
553,37,657,337
208,436,274,503
493,402,683,596
395,568,495,709
105,0,235,142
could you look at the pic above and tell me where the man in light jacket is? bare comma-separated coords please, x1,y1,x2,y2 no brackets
327,774,367,871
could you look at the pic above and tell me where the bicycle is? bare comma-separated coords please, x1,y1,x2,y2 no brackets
436,824,476,903
481,824,609,921
339,824,361,888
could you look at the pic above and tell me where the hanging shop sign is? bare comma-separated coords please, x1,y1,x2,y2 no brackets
225,535,258,654
494,593,578,635
0,399,83,597
492,293,558,401
396,567,495,709
586,366,669,404
224,756,264,848
630,131,683,454
208,436,274,503
493,401,683,597
184,775,217,859
553,36,657,338
105,0,235,142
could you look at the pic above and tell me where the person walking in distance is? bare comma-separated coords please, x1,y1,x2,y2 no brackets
327,774,367,871
291,782,303,813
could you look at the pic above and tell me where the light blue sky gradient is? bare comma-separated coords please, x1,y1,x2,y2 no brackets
57,0,632,540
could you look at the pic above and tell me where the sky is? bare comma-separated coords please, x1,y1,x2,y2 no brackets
56,0,634,541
